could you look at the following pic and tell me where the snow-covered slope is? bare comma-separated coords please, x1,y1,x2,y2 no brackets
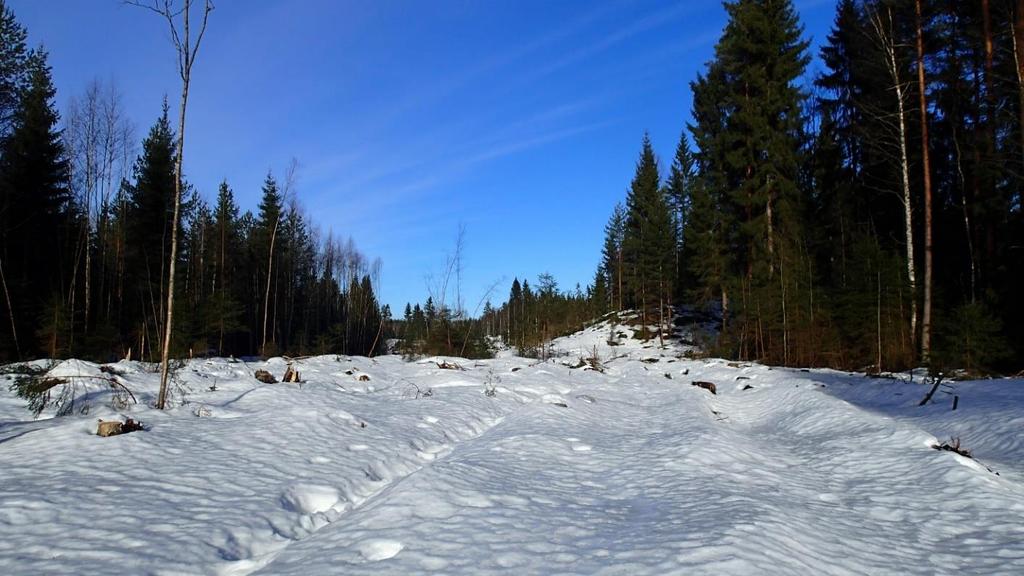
1,324,1022,575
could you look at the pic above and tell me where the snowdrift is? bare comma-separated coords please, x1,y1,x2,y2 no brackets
1,322,1022,575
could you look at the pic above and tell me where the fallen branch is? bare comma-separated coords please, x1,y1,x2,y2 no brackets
918,373,945,406
932,436,970,457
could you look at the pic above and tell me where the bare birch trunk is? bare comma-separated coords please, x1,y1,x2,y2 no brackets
131,0,213,409
261,216,279,355
1013,4,1024,202
915,0,934,364
869,7,918,351
0,257,19,359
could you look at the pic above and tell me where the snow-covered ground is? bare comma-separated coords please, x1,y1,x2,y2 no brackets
1,322,1022,575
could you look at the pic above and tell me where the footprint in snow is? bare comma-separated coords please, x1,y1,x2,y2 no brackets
357,539,404,561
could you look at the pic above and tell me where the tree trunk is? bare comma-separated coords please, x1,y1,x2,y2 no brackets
870,6,918,351
1012,4,1024,210
981,0,996,289
0,257,20,359
145,0,212,410
261,217,279,354
915,0,934,364
157,86,187,409
952,132,977,303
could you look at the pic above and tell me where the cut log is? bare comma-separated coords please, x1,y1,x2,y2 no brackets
254,369,277,384
97,420,122,437
97,418,144,437
691,381,717,395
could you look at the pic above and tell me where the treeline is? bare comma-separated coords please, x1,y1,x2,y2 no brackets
396,274,597,359
480,274,597,357
593,0,1022,373
0,1,388,363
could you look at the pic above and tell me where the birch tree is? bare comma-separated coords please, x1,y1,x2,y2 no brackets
128,0,213,409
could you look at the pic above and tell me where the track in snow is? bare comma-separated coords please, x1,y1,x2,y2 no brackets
257,359,1024,575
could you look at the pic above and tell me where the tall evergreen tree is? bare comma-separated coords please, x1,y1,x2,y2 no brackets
688,0,810,361
253,171,282,353
664,129,696,298
209,180,244,354
0,49,71,359
0,0,28,138
123,103,177,360
621,133,674,339
600,202,625,312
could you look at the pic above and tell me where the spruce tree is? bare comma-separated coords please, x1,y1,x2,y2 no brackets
124,103,177,359
254,171,282,353
600,203,625,312
689,0,810,360
664,130,696,299
0,0,28,138
0,49,70,359
621,133,673,338
209,180,244,354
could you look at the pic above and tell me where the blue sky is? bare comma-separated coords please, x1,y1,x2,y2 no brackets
11,0,835,313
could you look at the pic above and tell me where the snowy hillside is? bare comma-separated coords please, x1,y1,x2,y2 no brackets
1,323,1022,575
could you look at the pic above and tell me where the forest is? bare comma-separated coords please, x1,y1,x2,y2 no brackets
1,0,1022,374
0,1,388,365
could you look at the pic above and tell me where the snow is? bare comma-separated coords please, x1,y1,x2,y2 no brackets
1,322,1022,574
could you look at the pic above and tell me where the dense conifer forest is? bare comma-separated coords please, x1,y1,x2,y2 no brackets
1,0,1022,373
0,0,386,363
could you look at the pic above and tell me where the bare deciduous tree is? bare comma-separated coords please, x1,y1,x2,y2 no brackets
914,0,933,363
866,5,917,352
128,0,213,409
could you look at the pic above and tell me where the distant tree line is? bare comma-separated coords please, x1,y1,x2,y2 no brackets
397,274,597,360
0,1,387,363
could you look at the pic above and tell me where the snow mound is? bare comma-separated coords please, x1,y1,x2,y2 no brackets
281,484,342,515
356,539,404,561
46,359,104,379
